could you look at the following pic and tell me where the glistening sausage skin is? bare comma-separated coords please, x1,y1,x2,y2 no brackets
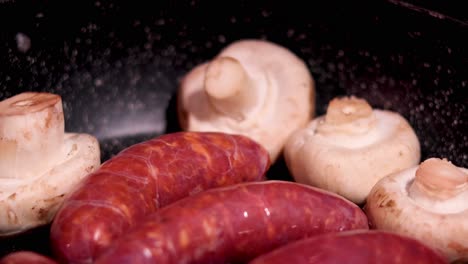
95,181,369,264
249,230,448,264
0,251,58,264
50,132,270,264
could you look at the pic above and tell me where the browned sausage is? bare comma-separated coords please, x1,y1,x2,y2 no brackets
95,180,369,264
249,230,448,264
50,132,270,264
0,251,58,264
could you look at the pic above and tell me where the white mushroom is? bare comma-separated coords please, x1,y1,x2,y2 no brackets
284,96,420,204
365,158,468,262
0,92,100,236
177,39,315,162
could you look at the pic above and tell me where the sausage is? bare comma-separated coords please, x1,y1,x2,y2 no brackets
95,180,369,264
50,132,270,264
0,251,58,264
249,230,448,264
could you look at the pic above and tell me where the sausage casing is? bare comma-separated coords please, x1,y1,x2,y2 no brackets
249,230,448,264
0,251,57,264
50,132,270,264
95,180,369,264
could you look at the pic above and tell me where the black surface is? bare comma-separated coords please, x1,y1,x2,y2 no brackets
0,0,467,259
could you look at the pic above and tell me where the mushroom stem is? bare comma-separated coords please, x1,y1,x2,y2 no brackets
410,158,468,200
204,56,258,121
317,96,376,135
0,92,64,179
325,96,373,125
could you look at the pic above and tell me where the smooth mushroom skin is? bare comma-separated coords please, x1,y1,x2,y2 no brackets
0,92,100,236
177,39,315,162
284,96,420,204
365,158,468,262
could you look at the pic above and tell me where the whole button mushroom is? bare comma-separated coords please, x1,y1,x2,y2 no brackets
365,158,468,262
177,39,315,162
0,92,100,236
284,96,420,204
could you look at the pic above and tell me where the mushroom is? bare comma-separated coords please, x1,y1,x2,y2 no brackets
365,157,468,262
284,96,420,204
177,39,315,162
0,92,100,236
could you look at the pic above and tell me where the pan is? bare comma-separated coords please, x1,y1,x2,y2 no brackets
0,0,467,259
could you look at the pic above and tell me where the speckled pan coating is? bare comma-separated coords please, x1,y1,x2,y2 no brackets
50,131,270,264
95,181,368,264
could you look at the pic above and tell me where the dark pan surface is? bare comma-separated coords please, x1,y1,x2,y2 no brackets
0,0,467,258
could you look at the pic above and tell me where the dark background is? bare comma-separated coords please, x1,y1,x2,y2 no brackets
0,0,467,258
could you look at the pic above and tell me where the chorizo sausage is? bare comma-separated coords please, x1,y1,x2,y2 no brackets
95,180,369,264
249,230,448,264
0,251,57,264
50,132,270,264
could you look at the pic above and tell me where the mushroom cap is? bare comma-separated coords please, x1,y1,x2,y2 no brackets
178,39,315,162
365,162,468,262
0,133,100,236
284,105,420,204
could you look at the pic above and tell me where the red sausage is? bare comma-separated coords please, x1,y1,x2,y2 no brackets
95,180,369,264
0,251,57,264
249,230,448,264
50,132,270,264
